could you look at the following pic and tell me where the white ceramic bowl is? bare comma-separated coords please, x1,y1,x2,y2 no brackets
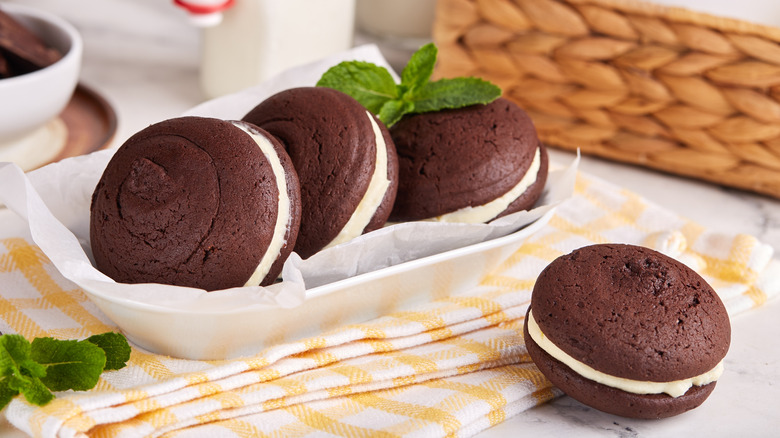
0,3,82,143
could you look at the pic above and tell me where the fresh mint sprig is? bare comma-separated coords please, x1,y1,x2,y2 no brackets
317,43,501,127
0,332,131,410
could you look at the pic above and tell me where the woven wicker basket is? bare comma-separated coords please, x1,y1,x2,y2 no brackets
432,0,780,198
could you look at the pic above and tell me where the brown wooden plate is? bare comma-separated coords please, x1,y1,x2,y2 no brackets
0,82,116,171
48,82,117,166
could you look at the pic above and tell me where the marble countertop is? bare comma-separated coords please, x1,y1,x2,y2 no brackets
2,0,779,436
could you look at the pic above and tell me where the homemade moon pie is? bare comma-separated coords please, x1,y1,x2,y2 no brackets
524,243,731,419
243,87,399,259
388,97,548,223
90,116,301,291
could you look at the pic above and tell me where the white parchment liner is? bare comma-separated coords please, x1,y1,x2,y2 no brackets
0,44,577,315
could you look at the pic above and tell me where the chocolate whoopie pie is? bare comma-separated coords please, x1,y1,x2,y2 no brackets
524,243,731,419
90,116,301,291
388,97,548,223
243,87,399,259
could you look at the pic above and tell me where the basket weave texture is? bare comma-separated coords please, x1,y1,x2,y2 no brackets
433,0,780,198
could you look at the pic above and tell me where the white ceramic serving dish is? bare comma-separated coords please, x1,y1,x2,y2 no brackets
84,209,555,359
0,148,573,360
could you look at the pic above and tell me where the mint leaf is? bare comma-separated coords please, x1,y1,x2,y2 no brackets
0,335,47,386
0,334,53,408
379,100,415,128
0,332,131,410
31,338,106,392
410,77,501,113
316,61,398,114
0,334,32,376
317,43,501,127
87,332,131,370
0,378,18,410
16,376,54,406
401,43,436,94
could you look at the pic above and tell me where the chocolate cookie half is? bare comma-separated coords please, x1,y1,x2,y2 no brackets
389,98,548,222
243,87,399,259
524,244,731,419
90,116,301,291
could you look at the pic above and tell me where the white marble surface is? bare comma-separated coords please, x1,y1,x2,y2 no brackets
1,0,779,436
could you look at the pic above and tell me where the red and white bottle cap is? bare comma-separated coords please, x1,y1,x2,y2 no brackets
173,0,235,27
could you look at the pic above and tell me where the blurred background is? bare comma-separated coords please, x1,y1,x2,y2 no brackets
0,0,438,147
2,0,779,240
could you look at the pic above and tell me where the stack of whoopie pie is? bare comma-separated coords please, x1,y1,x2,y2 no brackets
90,86,549,291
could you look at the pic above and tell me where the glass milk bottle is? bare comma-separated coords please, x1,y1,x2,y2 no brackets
176,0,356,99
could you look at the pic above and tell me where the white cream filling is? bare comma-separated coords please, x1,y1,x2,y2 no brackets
527,310,724,398
232,122,292,287
324,111,390,249
432,146,542,223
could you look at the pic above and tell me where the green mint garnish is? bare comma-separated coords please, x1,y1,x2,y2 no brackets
0,332,130,410
0,335,53,407
316,43,501,127
318,60,398,115
30,338,107,392
86,332,132,371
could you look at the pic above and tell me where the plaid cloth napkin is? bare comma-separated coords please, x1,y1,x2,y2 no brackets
1,170,776,438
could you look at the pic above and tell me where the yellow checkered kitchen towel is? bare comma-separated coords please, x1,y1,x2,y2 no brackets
1,171,777,438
